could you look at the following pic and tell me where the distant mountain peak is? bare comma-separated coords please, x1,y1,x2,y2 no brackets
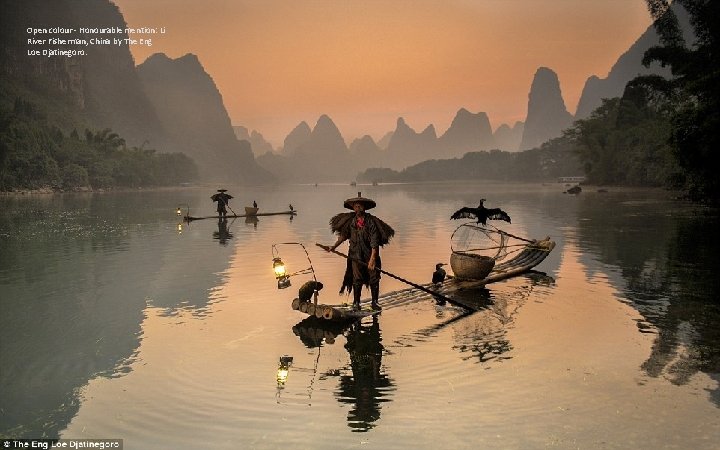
439,107,495,155
283,121,312,155
421,124,437,138
138,52,272,183
519,67,573,150
177,53,201,64
574,2,693,119
313,114,343,138
292,114,347,156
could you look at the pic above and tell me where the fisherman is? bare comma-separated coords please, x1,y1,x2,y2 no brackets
211,189,233,218
322,192,394,311
253,200,258,209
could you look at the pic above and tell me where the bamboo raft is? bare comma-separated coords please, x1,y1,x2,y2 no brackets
290,237,555,320
437,236,556,295
183,210,297,221
291,297,380,322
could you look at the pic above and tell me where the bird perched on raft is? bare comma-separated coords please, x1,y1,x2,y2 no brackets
432,263,447,284
298,280,324,303
450,199,511,225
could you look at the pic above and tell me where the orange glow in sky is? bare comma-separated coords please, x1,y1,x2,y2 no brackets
113,0,653,147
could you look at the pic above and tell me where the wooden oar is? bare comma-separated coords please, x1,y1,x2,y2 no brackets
224,199,238,217
315,243,466,309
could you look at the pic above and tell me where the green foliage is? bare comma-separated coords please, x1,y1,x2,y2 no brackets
357,140,582,183
61,163,89,188
0,98,198,191
567,87,678,187
634,0,720,202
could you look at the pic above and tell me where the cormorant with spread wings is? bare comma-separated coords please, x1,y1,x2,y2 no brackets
450,199,511,225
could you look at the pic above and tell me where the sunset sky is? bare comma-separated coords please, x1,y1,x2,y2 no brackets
113,0,653,147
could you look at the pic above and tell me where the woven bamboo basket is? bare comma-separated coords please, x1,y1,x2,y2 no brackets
450,251,495,280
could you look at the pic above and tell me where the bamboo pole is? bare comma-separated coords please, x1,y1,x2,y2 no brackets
315,243,465,309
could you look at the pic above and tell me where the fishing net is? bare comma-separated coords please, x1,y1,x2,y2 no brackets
450,223,509,261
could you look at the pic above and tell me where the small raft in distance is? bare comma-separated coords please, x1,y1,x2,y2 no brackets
183,210,296,221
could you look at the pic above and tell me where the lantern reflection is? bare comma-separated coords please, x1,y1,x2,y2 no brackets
277,355,293,385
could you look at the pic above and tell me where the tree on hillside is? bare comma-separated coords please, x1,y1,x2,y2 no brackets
1,99,199,191
631,0,720,201
567,84,677,187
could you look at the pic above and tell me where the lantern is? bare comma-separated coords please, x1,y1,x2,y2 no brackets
273,257,291,289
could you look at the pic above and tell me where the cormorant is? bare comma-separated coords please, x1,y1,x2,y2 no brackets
298,280,324,303
432,263,447,284
450,199,511,225
289,204,294,211
253,200,258,208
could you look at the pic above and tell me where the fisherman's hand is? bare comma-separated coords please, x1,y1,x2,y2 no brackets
368,257,376,271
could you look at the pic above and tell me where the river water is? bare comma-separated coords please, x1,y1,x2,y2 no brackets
1,182,718,449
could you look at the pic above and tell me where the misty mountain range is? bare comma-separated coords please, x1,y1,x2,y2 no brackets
1,1,690,185
242,3,691,181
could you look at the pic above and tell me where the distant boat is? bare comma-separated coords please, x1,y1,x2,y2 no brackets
564,185,582,195
245,206,259,215
183,209,296,221
350,181,357,186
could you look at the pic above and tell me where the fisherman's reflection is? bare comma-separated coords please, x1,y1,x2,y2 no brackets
338,315,394,432
212,218,233,245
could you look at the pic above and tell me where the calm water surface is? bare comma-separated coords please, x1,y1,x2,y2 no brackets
1,182,719,449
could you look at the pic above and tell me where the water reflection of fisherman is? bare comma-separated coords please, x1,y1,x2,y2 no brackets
213,218,233,245
338,316,393,432
211,189,233,218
